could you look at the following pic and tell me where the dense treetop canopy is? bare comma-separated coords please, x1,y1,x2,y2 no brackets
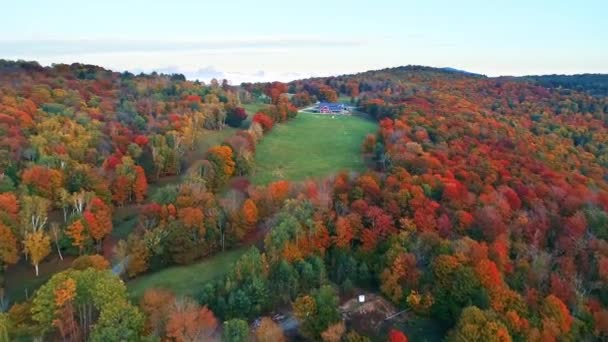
3,59,608,341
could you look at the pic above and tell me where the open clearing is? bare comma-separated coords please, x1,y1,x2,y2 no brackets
251,114,376,185
127,247,247,299
6,255,74,303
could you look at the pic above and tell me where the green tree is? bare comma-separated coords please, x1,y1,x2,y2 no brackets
223,318,249,342
295,285,341,340
270,260,299,304
446,306,511,342
31,268,132,338
296,261,316,292
167,221,202,265
90,300,144,342
263,213,301,262
431,255,486,325
226,289,252,319
296,257,326,292
0,313,10,342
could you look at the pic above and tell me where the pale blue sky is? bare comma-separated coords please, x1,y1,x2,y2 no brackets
1,0,607,83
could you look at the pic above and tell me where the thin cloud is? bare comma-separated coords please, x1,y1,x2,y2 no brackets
0,37,365,57
129,64,323,84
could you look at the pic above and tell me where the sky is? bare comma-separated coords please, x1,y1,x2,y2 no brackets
1,0,607,84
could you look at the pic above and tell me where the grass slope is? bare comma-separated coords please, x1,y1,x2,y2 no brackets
242,103,266,115
127,247,247,299
251,114,376,185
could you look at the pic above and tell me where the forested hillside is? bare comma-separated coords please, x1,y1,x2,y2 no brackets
526,74,608,97
3,61,608,341
285,66,608,340
0,60,301,340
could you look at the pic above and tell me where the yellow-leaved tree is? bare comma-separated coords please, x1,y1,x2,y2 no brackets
24,230,51,276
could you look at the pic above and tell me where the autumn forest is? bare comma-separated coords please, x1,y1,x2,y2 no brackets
1,59,608,341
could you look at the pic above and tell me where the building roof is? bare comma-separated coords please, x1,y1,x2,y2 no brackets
318,102,346,110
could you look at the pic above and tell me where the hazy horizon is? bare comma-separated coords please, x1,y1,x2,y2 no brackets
3,0,607,83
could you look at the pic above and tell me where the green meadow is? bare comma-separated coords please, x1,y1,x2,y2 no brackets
127,248,247,299
251,114,376,185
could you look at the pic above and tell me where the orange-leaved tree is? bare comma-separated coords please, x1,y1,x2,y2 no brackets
133,165,148,204
84,198,112,252
255,317,285,342
0,223,19,267
240,199,258,237
66,219,86,254
165,299,218,341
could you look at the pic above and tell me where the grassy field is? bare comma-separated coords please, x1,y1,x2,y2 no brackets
127,248,247,299
251,114,376,185
242,102,266,115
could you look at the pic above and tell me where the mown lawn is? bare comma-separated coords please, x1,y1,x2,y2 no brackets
251,114,376,185
127,248,247,300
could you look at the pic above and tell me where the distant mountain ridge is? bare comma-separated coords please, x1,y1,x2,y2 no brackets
285,64,608,97
524,73,608,96
439,67,484,76
2,59,608,96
